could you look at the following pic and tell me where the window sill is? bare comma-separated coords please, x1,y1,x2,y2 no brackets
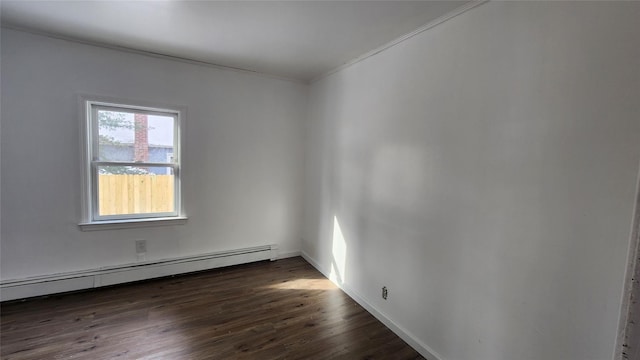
79,217,188,231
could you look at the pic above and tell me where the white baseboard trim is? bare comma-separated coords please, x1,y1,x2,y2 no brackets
1,245,277,302
300,251,444,360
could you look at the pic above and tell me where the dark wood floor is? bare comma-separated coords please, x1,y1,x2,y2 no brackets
1,257,423,359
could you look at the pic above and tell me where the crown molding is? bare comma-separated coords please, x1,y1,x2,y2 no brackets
311,0,489,84
0,24,306,85
2,1,488,86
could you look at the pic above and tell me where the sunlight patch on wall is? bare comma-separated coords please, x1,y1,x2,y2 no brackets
330,216,347,286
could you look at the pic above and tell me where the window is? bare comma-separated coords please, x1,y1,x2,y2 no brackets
80,97,186,230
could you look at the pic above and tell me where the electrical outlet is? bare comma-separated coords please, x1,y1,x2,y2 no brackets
135,239,146,255
382,286,388,300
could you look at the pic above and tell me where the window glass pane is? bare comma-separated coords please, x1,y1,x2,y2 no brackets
98,110,175,163
97,166,174,216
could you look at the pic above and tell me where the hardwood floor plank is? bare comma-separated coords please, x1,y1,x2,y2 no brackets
1,257,424,360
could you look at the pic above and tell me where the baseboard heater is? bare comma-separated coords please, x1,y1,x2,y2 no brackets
0,244,278,302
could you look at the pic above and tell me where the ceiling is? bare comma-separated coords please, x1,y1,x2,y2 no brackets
1,1,469,82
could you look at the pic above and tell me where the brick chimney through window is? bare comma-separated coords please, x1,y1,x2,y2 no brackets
134,114,149,162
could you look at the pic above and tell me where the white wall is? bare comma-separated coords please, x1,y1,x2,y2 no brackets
303,2,640,360
1,29,307,280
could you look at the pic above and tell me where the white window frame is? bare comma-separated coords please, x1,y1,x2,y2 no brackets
79,95,187,231
166,152,174,175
